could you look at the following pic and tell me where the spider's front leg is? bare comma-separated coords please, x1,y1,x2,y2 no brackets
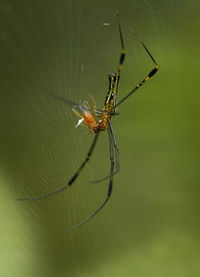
115,34,159,108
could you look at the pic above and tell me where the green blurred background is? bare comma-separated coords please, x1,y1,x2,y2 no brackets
0,0,200,276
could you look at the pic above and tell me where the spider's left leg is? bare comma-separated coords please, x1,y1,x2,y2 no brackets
17,132,100,201
66,128,114,231
90,119,119,183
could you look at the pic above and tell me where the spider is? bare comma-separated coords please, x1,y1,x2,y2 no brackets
17,15,159,231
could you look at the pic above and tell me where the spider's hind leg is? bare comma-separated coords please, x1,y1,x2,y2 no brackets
66,125,114,231
90,120,119,184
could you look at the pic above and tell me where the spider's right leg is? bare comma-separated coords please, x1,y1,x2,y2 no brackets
116,14,126,73
115,34,159,108
17,132,100,201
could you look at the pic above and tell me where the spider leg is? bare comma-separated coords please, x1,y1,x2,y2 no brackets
67,132,100,186
66,127,114,231
17,132,100,201
115,34,159,108
116,14,126,73
109,119,120,174
16,185,69,201
90,120,119,183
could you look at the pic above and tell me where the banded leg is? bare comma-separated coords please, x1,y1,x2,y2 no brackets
68,132,100,185
17,132,100,201
90,119,119,183
66,128,114,231
117,14,126,73
115,34,159,108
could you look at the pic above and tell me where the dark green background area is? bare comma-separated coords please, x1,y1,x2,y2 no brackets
0,0,200,276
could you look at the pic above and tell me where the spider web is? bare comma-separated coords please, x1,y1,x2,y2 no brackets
0,0,183,276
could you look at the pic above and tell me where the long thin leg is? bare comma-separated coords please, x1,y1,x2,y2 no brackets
115,34,159,108
66,128,114,231
68,132,100,185
17,132,100,201
117,14,126,73
109,120,119,173
90,120,119,183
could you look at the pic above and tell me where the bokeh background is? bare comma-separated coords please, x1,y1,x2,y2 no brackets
0,0,200,276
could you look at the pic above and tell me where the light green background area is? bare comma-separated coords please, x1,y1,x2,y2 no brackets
0,0,200,276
